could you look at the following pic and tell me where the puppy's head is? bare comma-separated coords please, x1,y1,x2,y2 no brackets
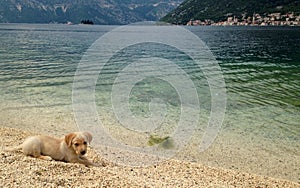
65,132,92,156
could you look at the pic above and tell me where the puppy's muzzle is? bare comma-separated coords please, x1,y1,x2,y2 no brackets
80,151,86,155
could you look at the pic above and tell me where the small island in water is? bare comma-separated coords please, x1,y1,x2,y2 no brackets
80,20,94,25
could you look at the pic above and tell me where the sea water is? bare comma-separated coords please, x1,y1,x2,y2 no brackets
0,24,299,182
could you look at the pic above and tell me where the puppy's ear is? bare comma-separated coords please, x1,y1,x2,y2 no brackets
65,133,76,147
83,132,92,144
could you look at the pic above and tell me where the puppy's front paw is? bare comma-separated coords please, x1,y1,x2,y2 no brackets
39,155,53,161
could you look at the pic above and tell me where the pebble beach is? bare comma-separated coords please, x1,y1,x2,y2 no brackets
1,126,299,188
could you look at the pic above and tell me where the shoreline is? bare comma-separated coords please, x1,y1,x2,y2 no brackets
1,126,299,187
0,104,299,183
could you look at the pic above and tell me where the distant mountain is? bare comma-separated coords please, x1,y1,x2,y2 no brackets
0,0,183,24
161,0,300,24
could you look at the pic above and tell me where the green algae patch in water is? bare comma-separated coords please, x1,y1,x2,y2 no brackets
148,135,175,149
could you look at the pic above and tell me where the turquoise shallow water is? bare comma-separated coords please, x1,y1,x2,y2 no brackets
0,24,299,181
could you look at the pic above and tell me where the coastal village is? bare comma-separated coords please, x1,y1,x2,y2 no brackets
187,12,300,26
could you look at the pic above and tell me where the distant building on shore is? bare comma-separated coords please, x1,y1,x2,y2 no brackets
187,12,300,26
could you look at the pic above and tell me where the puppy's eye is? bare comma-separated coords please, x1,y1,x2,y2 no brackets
74,143,79,147
83,141,87,145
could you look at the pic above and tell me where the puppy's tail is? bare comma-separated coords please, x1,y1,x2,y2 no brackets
3,144,23,152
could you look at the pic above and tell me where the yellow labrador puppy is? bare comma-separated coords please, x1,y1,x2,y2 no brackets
7,132,98,167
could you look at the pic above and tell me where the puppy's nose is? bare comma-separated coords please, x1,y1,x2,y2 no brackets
81,151,86,155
